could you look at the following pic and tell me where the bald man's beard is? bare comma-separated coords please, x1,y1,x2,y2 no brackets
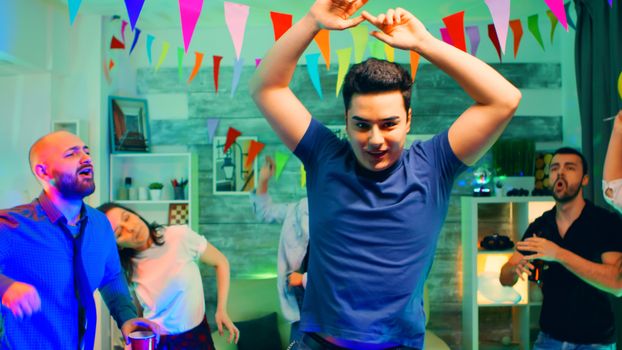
54,172,95,199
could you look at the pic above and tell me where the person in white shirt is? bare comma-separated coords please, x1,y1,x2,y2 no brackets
98,203,239,349
250,156,309,343
603,110,622,213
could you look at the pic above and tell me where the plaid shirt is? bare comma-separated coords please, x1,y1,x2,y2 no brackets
0,192,136,349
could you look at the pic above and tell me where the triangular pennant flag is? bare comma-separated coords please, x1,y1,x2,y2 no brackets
231,58,244,97
179,0,204,53
224,2,250,59
369,39,385,59
103,60,112,85
121,20,128,43
177,47,185,81
487,24,503,62
207,119,219,144
146,34,155,64
384,44,394,62
484,0,510,54
465,26,480,56
509,19,523,58
129,28,141,55
564,2,576,30
213,55,223,94
409,51,420,83
306,53,323,99
528,15,545,50
544,0,568,31
350,25,368,63
255,58,262,68
440,28,454,45
187,52,204,84
270,12,292,41
609,0,613,7
275,151,290,181
546,10,559,43
314,30,331,70
300,164,306,188
155,41,170,71
110,36,125,49
245,140,265,167
224,127,242,154
336,48,352,96
68,0,83,25
124,0,146,31
109,59,115,70
442,11,466,51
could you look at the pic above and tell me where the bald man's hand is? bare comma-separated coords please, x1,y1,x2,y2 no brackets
1,281,41,319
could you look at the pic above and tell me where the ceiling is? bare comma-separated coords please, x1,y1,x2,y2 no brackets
44,0,552,30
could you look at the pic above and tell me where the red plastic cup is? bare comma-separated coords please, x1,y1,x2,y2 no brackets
129,331,156,350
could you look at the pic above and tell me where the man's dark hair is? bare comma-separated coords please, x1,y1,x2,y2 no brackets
342,58,412,114
552,147,588,176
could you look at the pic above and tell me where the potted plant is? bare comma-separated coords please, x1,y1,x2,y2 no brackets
148,182,163,201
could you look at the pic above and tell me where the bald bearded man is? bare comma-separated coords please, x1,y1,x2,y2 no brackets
0,131,159,350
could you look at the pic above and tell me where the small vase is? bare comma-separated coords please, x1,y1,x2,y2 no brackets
149,189,162,201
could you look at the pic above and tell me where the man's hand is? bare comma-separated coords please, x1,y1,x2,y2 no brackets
288,272,304,287
121,318,161,346
1,281,41,319
513,259,535,281
309,0,368,31
515,237,561,262
362,8,432,51
215,309,240,344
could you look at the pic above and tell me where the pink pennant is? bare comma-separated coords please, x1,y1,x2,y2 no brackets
484,0,510,54
121,20,128,43
213,55,223,94
255,58,262,68
245,140,265,167
179,0,204,53
442,11,466,52
224,2,249,59
440,28,453,46
544,0,568,31
224,127,242,154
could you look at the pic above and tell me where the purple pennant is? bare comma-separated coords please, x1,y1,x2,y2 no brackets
231,58,244,97
129,28,141,55
465,26,481,56
207,119,220,144
124,0,146,31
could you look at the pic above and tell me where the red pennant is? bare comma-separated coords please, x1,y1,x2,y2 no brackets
270,12,292,41
110,36,125,49
509,19,523,58
442,11,466,52
109,59,115,70
245,140,265,167
224,127,242,154
213,55,223,93
488,24,502,62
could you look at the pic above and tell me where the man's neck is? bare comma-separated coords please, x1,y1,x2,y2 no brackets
555,196,586,224
45,189,84,225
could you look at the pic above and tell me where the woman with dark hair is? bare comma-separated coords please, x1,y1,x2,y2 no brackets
98,203,239,349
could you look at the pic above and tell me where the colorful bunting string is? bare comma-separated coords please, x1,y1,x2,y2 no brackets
409,51,420,83
129,28,141,55
442,11,466,52
213,55,223,93
465,26,480,56
546,10,559,43
224,2,250,59
485,0,510,54
231,58,244,97
124,0,146,31
224,127,242,154
179,0,204,53
246,140,265,167
528,14,545,50
487,24,502,62
177,47,185,81
155,41,170,71
544,0,568,31
509,19,523,58
305,53,323,99
275,151,290,181
270,12,292,41
188,52,204,83
314,30,331,70
336,48,352,96
68,0,83,25
146,34,154,64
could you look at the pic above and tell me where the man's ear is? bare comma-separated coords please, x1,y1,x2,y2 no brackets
581,174,590,187
406,108,412,133
34,164,48,180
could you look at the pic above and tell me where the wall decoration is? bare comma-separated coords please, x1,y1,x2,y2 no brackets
213,136,258,195
168,203,189,225
108,96,150,153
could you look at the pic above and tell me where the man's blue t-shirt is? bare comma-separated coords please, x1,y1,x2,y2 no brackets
294,119,465,348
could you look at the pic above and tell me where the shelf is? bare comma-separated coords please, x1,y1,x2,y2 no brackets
113,200,189,205
477,249,515,255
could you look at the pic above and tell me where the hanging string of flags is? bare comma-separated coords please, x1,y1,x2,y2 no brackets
101,0,595,97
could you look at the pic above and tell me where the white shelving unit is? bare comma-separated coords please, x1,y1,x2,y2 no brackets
461,196,554,350
109,152,198,231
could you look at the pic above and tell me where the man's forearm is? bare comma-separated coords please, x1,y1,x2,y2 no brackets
499,263,519,286
604,116,622,181
556,249,622,296
100,277,138,328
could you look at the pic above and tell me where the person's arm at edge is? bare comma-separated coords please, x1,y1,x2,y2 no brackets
249,0,367,151
604,111,622,182
499,251,526,287
556,250,622,296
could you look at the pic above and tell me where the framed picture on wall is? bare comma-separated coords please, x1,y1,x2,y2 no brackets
108,96,151,153
213,136,258,195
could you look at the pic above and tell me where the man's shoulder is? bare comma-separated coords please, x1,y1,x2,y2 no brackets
0,201,41,228
585,201,622,224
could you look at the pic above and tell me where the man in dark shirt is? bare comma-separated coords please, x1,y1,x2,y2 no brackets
0,131,159,349
500,147,622,348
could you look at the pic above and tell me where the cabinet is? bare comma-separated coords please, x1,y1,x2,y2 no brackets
461,196,555,349
109,153,198,231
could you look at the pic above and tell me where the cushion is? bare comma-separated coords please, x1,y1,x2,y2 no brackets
235,312,282,350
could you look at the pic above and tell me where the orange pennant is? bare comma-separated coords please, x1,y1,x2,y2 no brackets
509,19,523,58
314,29,331,70
108,59,115,71
187,52,204,83
224,127,242,154
245,140,265,167
409,51,420,83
